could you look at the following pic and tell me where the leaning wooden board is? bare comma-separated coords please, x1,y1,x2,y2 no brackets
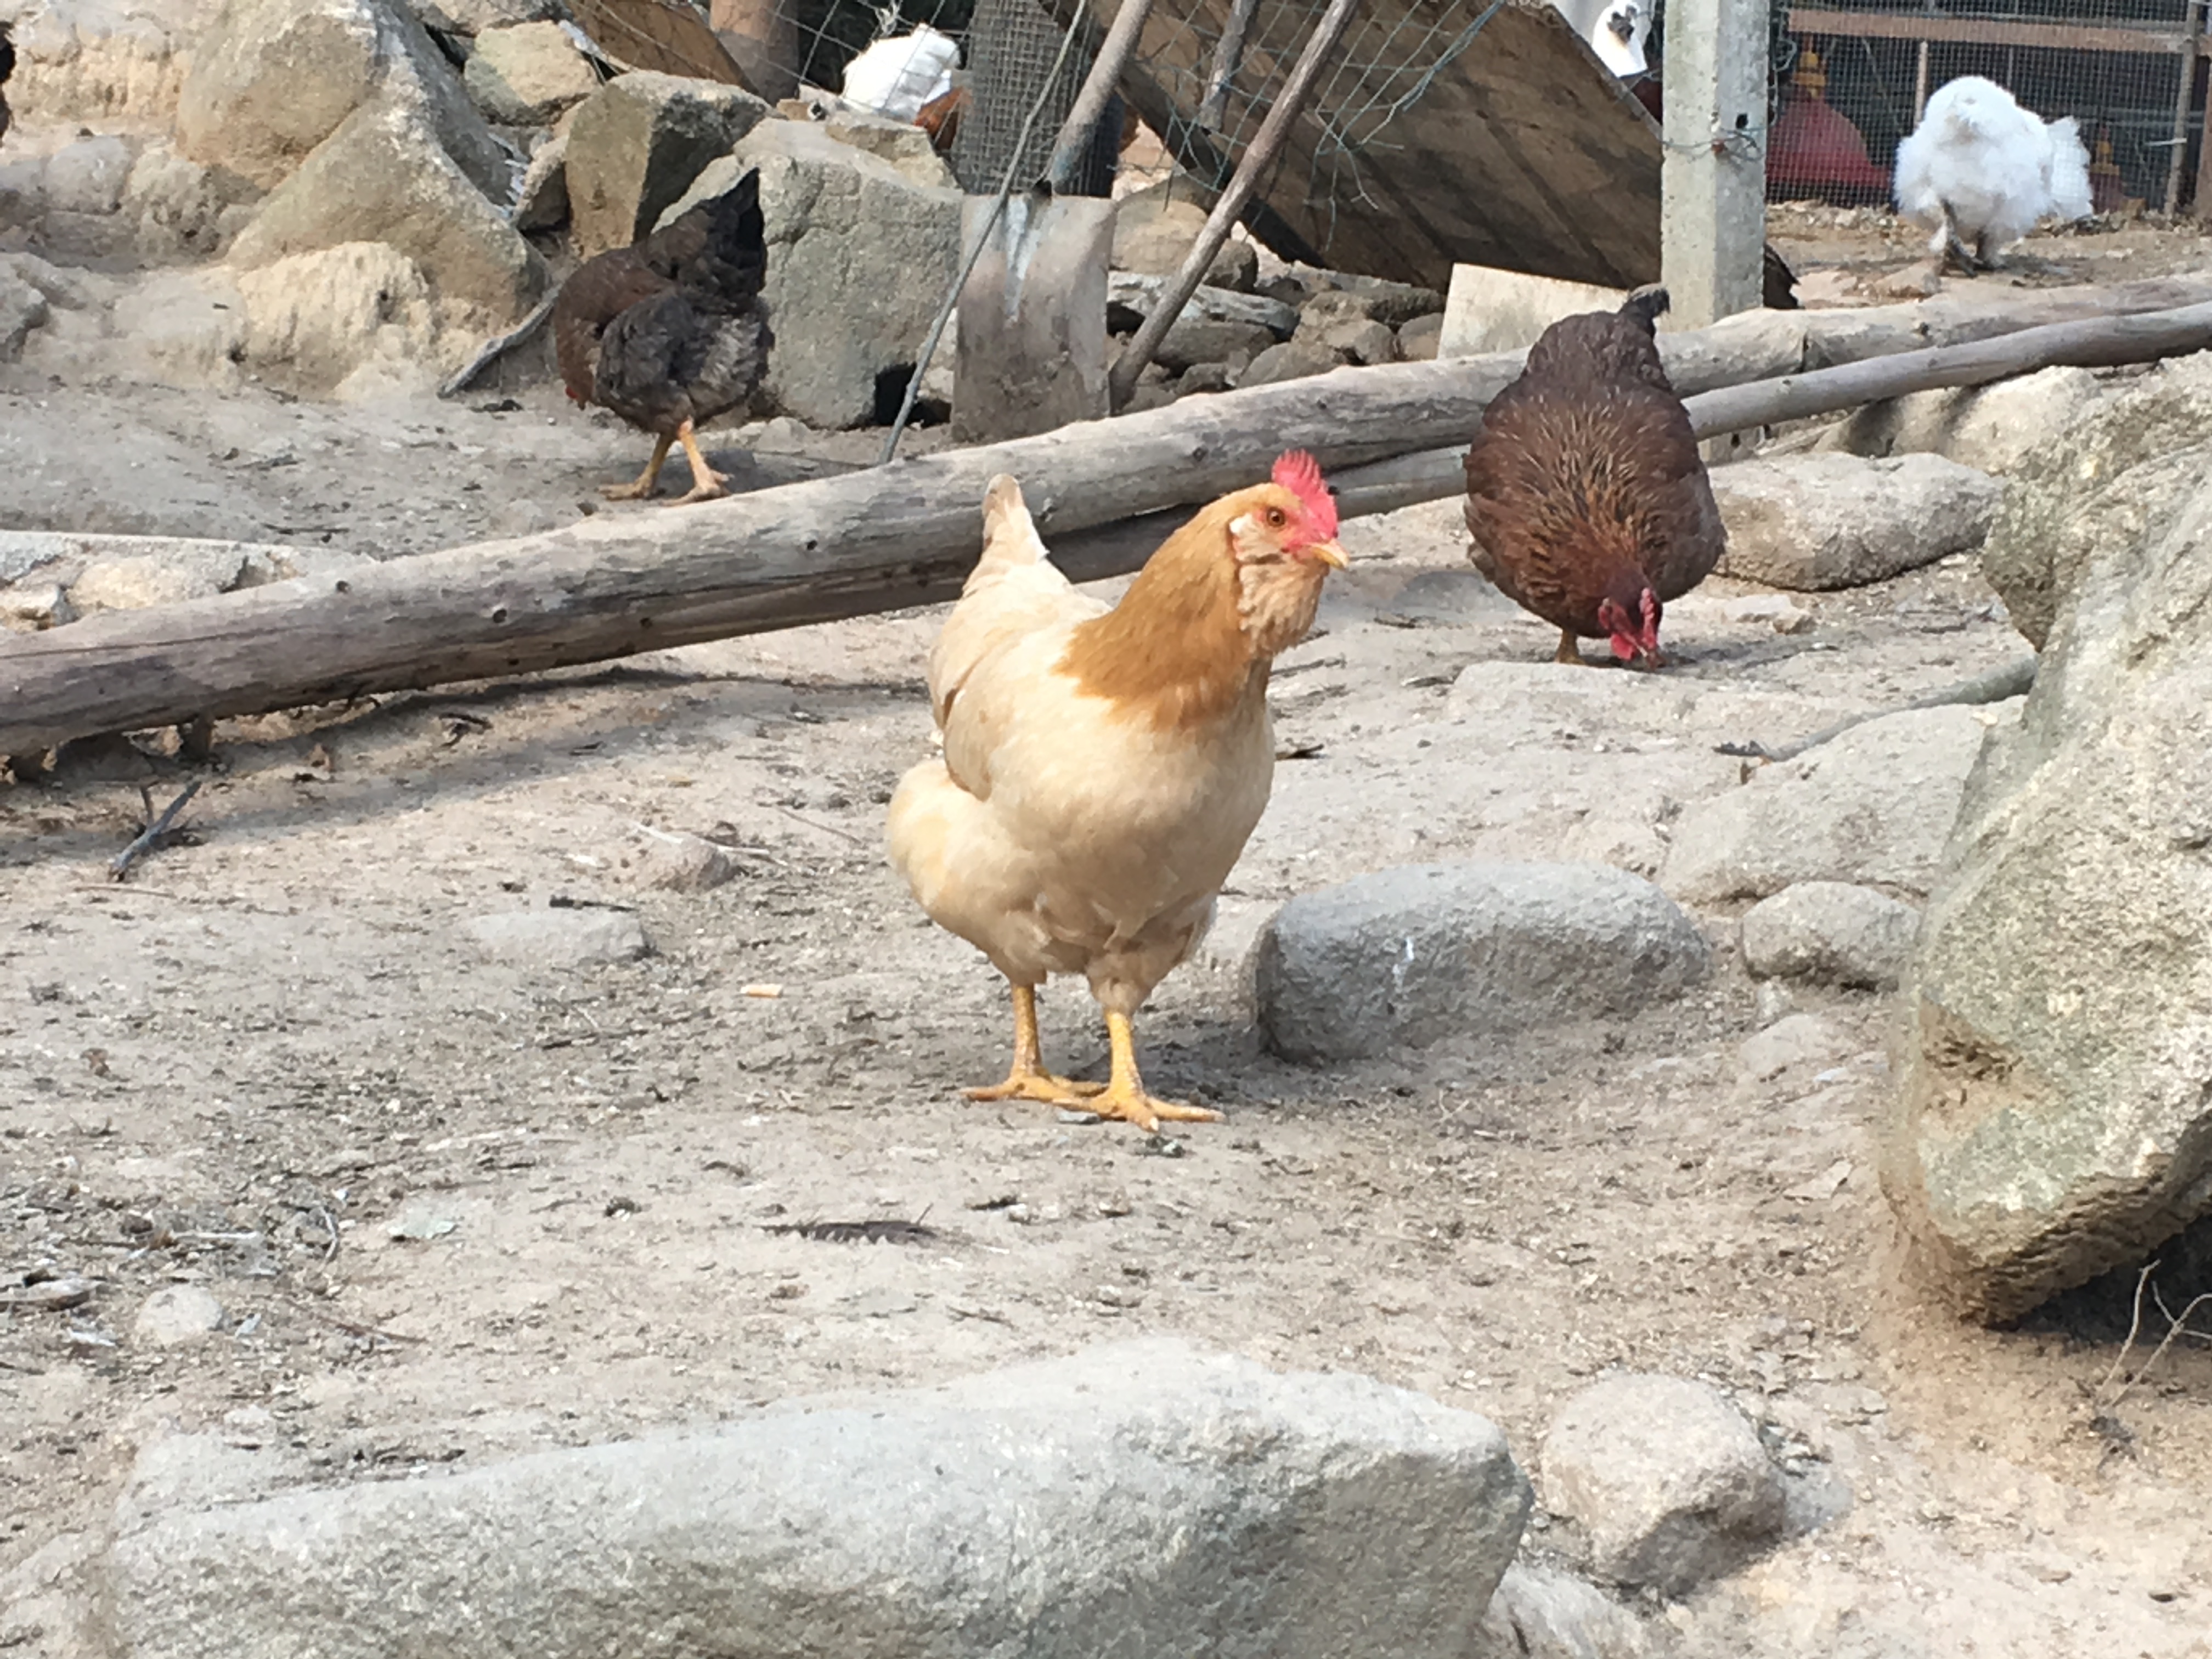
1046,0,1666,291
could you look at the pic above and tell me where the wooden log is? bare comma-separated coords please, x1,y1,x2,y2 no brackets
2,278,2207,758
1321,295,2212,520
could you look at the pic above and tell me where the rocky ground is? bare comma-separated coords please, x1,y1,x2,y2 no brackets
6,327,2212,1650
5,14,2212,1641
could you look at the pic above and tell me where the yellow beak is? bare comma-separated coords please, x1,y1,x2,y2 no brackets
1313,541,1348,569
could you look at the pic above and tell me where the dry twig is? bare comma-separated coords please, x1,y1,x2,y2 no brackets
109,780,202,882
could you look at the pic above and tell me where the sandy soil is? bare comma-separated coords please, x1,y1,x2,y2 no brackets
3,209,2212,1657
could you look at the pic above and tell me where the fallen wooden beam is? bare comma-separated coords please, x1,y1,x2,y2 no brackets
2,278,2208,757
1319,296,2212,520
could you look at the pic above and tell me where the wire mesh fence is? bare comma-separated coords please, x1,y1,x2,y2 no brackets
725,0,2212,235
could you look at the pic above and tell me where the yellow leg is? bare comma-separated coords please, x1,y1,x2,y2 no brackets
669,419,729,505
1555,629,1586,666
963,984,1105,1104
601,432,674,501
1082,1010,1223,1133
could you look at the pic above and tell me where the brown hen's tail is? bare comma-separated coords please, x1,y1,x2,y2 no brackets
1620,285,1670,335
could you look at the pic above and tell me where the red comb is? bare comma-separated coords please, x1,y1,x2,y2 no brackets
1272,450,1337,541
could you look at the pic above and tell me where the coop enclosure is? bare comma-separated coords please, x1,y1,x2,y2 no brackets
1774,1,2212,213
707,0,2212,289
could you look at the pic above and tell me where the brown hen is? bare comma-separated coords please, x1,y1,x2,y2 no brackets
552,168,771,505
1462,286,1724,668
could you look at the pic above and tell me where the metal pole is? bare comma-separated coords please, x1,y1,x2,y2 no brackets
1660,0,1769,329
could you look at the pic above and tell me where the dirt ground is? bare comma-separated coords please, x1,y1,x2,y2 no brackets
4,209,2212,1658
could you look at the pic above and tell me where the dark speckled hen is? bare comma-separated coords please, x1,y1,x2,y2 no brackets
1462,286,1724,669
551,168,771,505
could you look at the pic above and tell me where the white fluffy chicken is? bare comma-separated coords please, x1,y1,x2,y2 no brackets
1894,76,2093,271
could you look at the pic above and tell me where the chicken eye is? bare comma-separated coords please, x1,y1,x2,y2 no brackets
1265,507,1286,528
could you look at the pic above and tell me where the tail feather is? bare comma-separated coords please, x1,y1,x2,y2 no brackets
977,474,1048,575
2045,115,2094,222
644,169,767,311
1620,284,1669,335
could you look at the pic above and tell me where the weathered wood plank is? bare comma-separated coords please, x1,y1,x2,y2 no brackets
3,278,2207,757
1052,0,1667,291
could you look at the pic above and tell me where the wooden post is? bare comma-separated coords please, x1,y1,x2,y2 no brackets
1661,0,1769,330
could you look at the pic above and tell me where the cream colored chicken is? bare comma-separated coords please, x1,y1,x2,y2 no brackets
886,454,1347,1132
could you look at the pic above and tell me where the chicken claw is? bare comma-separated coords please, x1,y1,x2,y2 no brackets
601,433,674,500
963,985,1108,1104
1077,1011,1224,1134
670,419,727,505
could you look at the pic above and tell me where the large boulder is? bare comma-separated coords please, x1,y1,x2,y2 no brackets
3,0,206,129
226,100,545,325
1660,705,2002,904
1256,861,1712,1064
1712,452,2004,591
1815,364,2108,477
105,1341,1532,1659
564,70,771,257
661,126,963,429
1885,356,2212,1322
178,0,510,200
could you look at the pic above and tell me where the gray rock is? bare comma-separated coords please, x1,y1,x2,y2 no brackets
1155,313,1274,373
1256,861,1712,1064
43,136,136,216
1304,312,1397,366
511,126,569,232
462,21,598,126
107,1340,1532,1659
462,907,650,966
133,1285,227,1347
410,0,563,33
1741,881,1917,989
1106,271,1296,338
225,99,547,323
1713,453,2004,591
1296,286,1378,331
68,544,258,612
1311,269,1444,328
636,833,738,892
1888,353,2212,1322
1542,1373,1787,1597
820,106,957,190
0,272,48,363
661,127,961,430
126,144,255,257
178,0,510,200
1397,312,1443,361
1815,364,2106,477
1470,1565,1658,1659
1110,183,1252,291
1660,704,2000,904
0,584,75,632
233,242,441,397
1177,361,1233,397
1735,1012,1849,1084
565,70,771,257
2,0,205,130
1239,337,1344,387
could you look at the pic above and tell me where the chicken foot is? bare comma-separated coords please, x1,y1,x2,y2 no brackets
964,984,1106,1105
601,432,674,501
1555,629,1587,667
671,419,728,505
1080,1010,1224,1134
